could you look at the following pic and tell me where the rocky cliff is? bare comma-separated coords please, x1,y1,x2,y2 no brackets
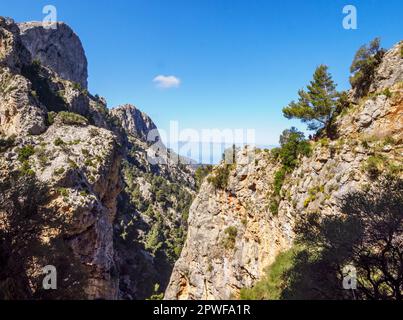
18,21,88,89
165,42,403,300
0,17,194,299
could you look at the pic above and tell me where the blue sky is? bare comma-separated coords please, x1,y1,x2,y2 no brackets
1,0,402,162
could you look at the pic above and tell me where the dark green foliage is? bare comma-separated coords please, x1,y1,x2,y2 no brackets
364,155,385,178
222,226,238,250
0,172,87,299
283,65,338,137
277,128,311,169
269,199,279,216
246,176,403,300
145,221,163,254
17,145,35,162
57,112,88,126
208,164,234,190
54,137,65,146
72,82,88,95
54,167,65,175
147,283,164,300
115,149,195,299
273,168,287,196
19,161,35,176
0,135,15,152
240,247,301,300
334,91,351,117
195,165,213,190
120,162,194,264
269,128,311,215
350,38,385,97
46,111,56,125
270,147,281,160
21,61,68,112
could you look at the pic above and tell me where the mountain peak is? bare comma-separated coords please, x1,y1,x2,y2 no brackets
110,104,159,142
18,21,88,88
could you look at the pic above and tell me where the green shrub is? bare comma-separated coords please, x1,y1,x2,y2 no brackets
36,147,49,167
387,162,402,176
72,82,88,95
273,168,287,196
17,145,35,162
147,284,164,300
240,247,301,300
54,167,65,175
19,160,35,176
304,194,316,208
270,147,281,159
57,188,69,197
58,112,88,126
208,164,234,190
54,137,65,146
84,159,95,167
79,190,89,197
195,165,213,190
68,159,78,169
318,138,329,147
382,88,392,98
364,155,385,177
81,148,90,157
222,226,238,250
269,199,279,216
47,111,56,125
145,223,163,254
267,129,312,216
350,38,385,97
383,136,396,146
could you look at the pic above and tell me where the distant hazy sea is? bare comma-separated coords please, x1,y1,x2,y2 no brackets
165,141,277,165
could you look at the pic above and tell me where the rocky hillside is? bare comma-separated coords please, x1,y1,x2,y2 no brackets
165,42,403,300
0,17,194,300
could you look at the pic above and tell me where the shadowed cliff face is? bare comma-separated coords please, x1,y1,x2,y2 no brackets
165,42,403,300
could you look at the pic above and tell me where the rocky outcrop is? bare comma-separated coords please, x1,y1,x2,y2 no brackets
111,104,159,142
370,41,403,93
165,43,403,300
0,17,47,137
18,21,88,89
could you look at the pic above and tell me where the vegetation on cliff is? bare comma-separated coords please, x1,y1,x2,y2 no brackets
241,176,403,300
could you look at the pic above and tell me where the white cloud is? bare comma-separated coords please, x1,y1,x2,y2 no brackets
153,75,181,89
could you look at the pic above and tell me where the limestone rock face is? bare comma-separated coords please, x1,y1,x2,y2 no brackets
0,17,121,299
165,149,293,300
0,18,46,137
18,21,88,88
165,43,403,300
370,42,403,93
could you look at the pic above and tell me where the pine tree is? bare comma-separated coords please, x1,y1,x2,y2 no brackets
350,37,385,97
282,65,338,137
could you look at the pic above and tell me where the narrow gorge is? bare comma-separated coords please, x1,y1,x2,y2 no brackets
0,16,402,300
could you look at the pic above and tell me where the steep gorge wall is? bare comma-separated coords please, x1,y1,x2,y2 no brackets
165,42,403,300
